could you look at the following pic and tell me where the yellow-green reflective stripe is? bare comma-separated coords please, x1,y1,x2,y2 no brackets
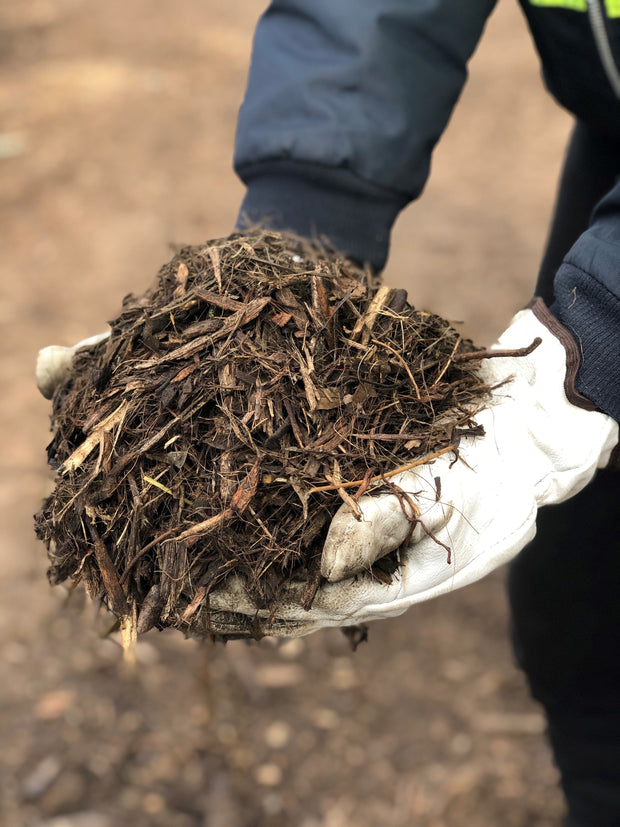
529,0,620,15
528,0,587,10
605,0,620,18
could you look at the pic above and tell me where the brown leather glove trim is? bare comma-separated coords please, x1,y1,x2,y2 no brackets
528,296,598,413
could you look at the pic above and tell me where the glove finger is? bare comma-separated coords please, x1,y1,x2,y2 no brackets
320,462,455,583
204,579,330,638
207,576,346,622
208,569,404,629
321,493,413,582
36,332,110,398
36,345,76,399
207,575,261,615
201,610,315,639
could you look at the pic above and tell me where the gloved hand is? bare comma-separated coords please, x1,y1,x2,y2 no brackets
206,299,618,638
36,303,618,640
36,332,110,399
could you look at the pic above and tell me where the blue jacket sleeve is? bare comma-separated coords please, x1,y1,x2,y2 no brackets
551,182,620,422
234,0,497,269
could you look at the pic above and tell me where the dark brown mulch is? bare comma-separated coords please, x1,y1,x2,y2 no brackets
35,230,495,640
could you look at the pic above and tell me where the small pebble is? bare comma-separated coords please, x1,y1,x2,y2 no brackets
254,763,282,787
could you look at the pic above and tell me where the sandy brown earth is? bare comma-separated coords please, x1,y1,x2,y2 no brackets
0,1,574,825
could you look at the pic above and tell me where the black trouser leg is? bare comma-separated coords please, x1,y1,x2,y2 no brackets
509,120,620,826
509,471,620,826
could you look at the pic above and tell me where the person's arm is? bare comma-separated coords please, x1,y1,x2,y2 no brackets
235,0,497,270
550,178,620,422
202,3,619,639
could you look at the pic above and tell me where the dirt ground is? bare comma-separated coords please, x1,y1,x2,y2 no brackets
0,1,574,825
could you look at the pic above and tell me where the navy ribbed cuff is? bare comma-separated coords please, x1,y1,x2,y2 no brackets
236,161,408,271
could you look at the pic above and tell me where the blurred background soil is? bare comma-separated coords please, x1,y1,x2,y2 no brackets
0,1,573,825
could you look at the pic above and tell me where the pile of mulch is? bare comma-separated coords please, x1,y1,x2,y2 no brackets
35,230,498,642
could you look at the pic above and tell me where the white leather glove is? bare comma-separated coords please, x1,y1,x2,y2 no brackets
36,332,110,399
206,299,618,638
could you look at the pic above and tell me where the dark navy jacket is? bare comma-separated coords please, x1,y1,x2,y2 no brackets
234,0,620,420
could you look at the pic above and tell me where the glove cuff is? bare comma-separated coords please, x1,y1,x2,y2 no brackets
529,296,598,412
529,297,620,470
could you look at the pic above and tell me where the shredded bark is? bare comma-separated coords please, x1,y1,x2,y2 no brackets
35,230,495,639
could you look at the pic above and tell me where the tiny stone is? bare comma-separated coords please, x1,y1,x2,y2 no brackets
264,721,291,749
254,664,304,688
22,756,62,799
142,792,166,814
450,733,473,756
34,690,75,721
278,638,305,659
312,708,339,730
254,763,283,787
